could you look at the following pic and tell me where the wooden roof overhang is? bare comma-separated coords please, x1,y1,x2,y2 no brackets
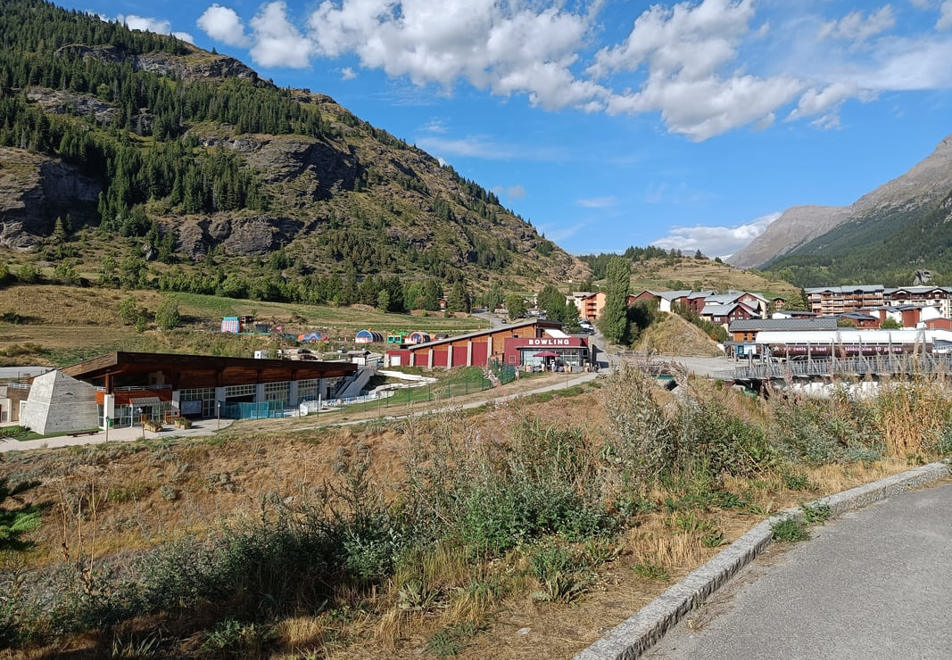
62,352,357,392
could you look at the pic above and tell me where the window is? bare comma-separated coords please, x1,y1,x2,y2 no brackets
264,381,289,402
180,387,216,417
225,383,255,398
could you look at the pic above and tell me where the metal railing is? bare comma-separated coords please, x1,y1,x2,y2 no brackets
734,354,952,381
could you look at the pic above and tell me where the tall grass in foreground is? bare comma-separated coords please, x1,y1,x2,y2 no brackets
1,368,950,657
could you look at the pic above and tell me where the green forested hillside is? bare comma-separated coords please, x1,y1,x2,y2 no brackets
0,0,588,307
767,192,952,286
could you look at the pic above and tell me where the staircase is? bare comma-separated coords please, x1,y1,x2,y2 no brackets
333,367,375,399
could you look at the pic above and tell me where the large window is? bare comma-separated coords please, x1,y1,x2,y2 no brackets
298,379,318,401
264,381,289,402
225,383,255,398
180,387,216,417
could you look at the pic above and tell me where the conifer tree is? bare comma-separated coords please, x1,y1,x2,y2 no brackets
599,257,630,344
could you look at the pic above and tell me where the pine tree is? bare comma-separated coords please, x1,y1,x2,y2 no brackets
447,280,471,313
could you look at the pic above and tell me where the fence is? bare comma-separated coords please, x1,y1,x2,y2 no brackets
734,354,952,382
222,400,288,420
490,359,517,385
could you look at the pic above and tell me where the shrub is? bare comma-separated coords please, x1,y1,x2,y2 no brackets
600,368,675,490
155,296,181,330
117,296,138,325
678,396,774,478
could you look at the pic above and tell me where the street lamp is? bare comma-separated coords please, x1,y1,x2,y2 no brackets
216,401,221,430
137,407,144,440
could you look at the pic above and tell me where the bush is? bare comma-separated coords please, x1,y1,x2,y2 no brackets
600,368,675,490
155,296,181,330
402,415,608,555
117,296,138,325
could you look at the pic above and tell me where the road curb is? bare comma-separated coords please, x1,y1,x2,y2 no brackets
573,461,951,660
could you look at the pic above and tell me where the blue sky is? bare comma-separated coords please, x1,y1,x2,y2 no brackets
56,0,952,257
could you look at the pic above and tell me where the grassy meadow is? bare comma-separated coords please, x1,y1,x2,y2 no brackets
0,284,487,367
1,369,950,658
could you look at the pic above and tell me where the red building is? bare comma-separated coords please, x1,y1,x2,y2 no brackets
385,320,589,368
503,336,589,368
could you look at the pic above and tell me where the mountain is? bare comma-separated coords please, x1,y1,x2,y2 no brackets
727,205,849,269
729,135,952,280
0,0,588,306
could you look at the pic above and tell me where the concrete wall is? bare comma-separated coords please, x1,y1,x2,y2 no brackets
20,370,100,435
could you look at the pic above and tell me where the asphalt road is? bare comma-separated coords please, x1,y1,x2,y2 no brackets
646,480,952,659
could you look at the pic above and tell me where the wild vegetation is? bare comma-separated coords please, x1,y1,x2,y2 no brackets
1,369,948,658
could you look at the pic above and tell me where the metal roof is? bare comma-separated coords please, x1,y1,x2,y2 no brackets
729,317,838,332
402,319,563,351
804,285,884,294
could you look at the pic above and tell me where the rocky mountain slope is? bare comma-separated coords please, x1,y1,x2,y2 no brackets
729,135,952,272
0,0,588,303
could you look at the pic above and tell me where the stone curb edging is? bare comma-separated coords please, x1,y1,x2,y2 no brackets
573,460,952,660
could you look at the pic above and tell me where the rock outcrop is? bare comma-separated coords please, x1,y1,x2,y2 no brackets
0,148,101,248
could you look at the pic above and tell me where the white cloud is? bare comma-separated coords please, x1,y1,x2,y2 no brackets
540,221,588,242
307,0,606,111
787,81,859,125
590,0,804,140
577,196,617,208
818,6,895,43
854,37,952,90
193,1,952,140
417,135,517,160
118,14,194,43
939,1,952,29
250,2,313,68
502,185,526,199
588,0,755,80
417,134,567,161
420,119,447,134
197,4,251,47
651,212,780,258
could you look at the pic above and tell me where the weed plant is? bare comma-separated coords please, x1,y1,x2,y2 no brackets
3,366,952,656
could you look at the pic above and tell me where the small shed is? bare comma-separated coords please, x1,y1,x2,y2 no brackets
354,329,385,344
221,317,240,333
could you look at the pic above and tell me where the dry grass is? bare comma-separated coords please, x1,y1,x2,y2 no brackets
0,283,488,366
632,311,722,357
629,256,801,301
0,378,937,660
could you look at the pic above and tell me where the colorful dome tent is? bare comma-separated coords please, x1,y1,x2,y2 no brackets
407,331,431,344
354,329,385,344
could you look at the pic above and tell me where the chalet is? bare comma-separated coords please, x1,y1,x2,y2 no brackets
700,302,758,326
884,286,952,318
